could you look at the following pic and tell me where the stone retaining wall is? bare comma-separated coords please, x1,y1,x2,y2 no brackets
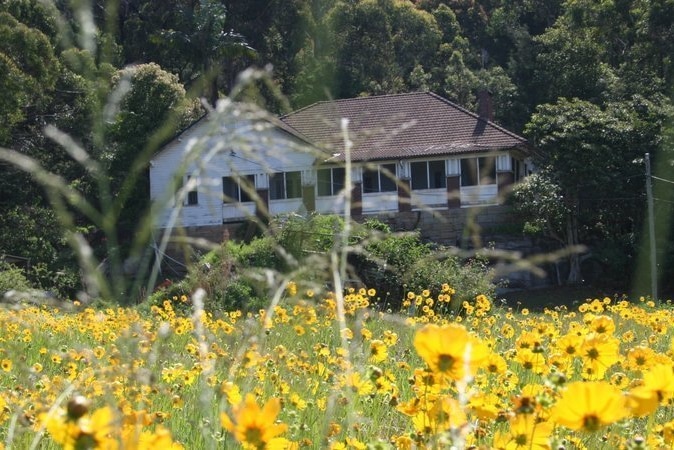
357,205,516,245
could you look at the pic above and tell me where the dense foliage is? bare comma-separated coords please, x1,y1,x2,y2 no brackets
1,0,673,297
148,215,496,312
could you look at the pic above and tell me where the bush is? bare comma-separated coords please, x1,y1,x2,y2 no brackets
351,224,497,310
221,278,267,312
0,263,32,294
226,236,282,271
275,213,355,259
405,254,496,310
352,230,431,308
146,214,498,314
27,263,81,299
146,237,277,313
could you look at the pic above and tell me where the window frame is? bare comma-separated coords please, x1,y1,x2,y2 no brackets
185,175,199,206
410,159,447,190
362,163,397,193
460,156,496,187
222,174,256,204
269,171,302,200
317,167,346,197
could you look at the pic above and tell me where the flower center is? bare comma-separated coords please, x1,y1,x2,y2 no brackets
244,426,264,447
437,354,455,372
583,414,601,432
515,434,528,445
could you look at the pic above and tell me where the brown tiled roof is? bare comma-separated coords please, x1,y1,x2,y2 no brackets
280,92,528,162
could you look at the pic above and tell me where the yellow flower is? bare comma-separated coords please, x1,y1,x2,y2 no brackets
341,372,374,396
221,381,243,406
589,315,615,335
580,333,620,379
501,323,515,339
413,323,488,380
383,330,398,346
122,425,184,449
628,364,674,417
286,282,297,296
485,352,507,375
1,359,12,372
551,381,627,431
369,339,388,363
661,419,674,445
221,394,288,449
625,345,656,372
555,333,583,359
515,349,547,375
40,405,116,450
492,414,553,450
394,435,414,450
411,395,467,435
469,392,502,420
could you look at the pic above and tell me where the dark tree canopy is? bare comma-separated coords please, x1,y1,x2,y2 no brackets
2,0,674,296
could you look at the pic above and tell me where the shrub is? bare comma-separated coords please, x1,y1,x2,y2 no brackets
226,236,282,271
27,263,80,299
147,214,498,313
147,236,278,313
275,213,355,259
0,262,32,294
352,230,431,308
221,277,267,312
351,225,497,310
405,254,496,310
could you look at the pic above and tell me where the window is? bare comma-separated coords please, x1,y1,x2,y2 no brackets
186,176,198,205
269,171,302,200
362,163,397,193
317,167,345,196
223,175,255,203
411,160,446,190
460,157,496,186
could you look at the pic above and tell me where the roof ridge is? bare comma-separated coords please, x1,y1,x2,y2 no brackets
280,91,432,120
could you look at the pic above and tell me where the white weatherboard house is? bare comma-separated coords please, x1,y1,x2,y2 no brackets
150,92,531,245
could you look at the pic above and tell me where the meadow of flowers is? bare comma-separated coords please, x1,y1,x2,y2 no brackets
1,284,674,449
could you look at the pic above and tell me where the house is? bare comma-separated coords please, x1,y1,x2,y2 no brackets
149,92,531,246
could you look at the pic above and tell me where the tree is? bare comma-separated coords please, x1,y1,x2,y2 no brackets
120,0,254,104
329,0,403,97
0,54,31,145
521,97,665,284
106,63,201,237
285,0,338,107
0,12,59,144
531,17,613,106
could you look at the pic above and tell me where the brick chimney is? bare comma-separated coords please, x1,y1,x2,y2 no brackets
477,89,493,121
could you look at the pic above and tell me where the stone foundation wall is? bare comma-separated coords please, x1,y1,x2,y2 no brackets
357,205,516,246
